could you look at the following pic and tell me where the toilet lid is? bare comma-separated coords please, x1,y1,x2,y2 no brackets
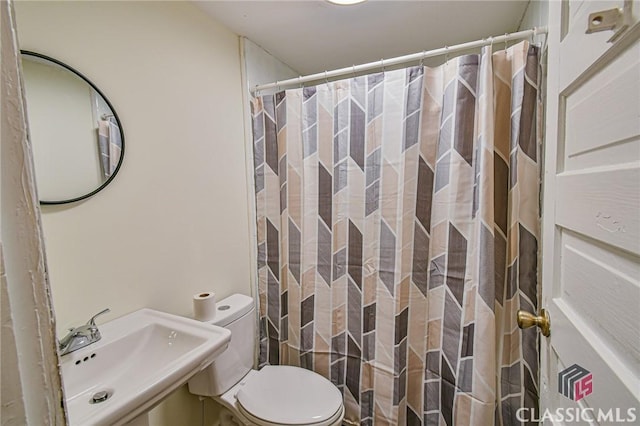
236,366,343,425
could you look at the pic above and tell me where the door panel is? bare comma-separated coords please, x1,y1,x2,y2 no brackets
564,41,640,171
560,231,640,375
556,167,640,253
541,0,640,423
549,303,638,419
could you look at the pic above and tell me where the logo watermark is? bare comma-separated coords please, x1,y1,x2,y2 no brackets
516,363,637,423
559,364,593,401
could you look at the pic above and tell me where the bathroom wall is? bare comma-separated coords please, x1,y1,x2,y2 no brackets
14,1,252,425
519,0,549,45
242,37,299,91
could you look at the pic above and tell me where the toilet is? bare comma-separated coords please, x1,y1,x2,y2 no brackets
188,294,345,426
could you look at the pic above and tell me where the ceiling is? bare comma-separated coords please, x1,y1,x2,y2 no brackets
194,1,531,75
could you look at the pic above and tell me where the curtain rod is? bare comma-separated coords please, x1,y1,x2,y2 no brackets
252,27,547,94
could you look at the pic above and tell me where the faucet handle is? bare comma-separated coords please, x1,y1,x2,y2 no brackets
87,308,111,326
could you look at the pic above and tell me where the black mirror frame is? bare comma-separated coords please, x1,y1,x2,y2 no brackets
20,50,125,205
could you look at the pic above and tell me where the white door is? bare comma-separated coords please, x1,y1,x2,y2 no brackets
537,0,640,423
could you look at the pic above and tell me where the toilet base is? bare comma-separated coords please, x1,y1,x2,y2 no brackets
218,407,243,426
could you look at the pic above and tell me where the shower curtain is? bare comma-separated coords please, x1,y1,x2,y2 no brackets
251,41,540,426
98,117,122,179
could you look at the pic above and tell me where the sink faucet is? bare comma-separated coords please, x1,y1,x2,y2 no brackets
59,308,111,356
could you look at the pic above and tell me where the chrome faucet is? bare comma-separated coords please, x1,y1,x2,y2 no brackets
58,308,111,356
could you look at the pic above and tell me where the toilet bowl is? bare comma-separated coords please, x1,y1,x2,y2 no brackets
188,294,344,426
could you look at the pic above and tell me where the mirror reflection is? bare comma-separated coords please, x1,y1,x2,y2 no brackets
21,51,124,204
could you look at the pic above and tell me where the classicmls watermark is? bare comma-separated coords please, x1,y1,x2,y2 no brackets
516,363,638,423
516,407,637,422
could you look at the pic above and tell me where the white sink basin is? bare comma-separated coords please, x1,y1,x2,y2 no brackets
59,308,231,426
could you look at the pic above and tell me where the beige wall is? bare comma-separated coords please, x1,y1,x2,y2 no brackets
242,37,299,90
519,0,549,45
14,1,252,425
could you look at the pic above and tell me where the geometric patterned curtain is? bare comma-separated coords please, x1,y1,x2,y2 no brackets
251,41,540,426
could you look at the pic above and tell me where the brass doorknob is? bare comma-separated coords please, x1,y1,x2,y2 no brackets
517,309,550,337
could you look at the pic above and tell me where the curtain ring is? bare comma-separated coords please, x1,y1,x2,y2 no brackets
380,58,385,72
444,46,449,65
298,76,303,89
324,71,329,85
419,50,426,67
275,80,280,92
489,36,494,52
352,65,357,78
504,33,509,52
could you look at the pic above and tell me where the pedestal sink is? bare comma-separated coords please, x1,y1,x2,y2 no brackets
59,309,231,426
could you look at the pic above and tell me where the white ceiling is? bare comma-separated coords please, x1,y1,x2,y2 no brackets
195,1,531,75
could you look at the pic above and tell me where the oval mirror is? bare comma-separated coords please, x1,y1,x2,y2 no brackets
20,51,125,204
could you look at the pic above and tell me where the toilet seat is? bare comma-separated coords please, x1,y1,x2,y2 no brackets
235,366,343,426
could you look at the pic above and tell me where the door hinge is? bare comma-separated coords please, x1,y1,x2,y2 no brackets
586,0,633,42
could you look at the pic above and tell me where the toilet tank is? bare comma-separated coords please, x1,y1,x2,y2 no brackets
188,294,255,397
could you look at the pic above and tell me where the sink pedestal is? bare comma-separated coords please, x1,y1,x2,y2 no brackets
125,413,149,426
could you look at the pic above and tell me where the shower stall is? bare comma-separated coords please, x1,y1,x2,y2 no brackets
250,33,542,425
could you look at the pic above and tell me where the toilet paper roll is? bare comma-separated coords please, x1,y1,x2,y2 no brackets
193,292,217,322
